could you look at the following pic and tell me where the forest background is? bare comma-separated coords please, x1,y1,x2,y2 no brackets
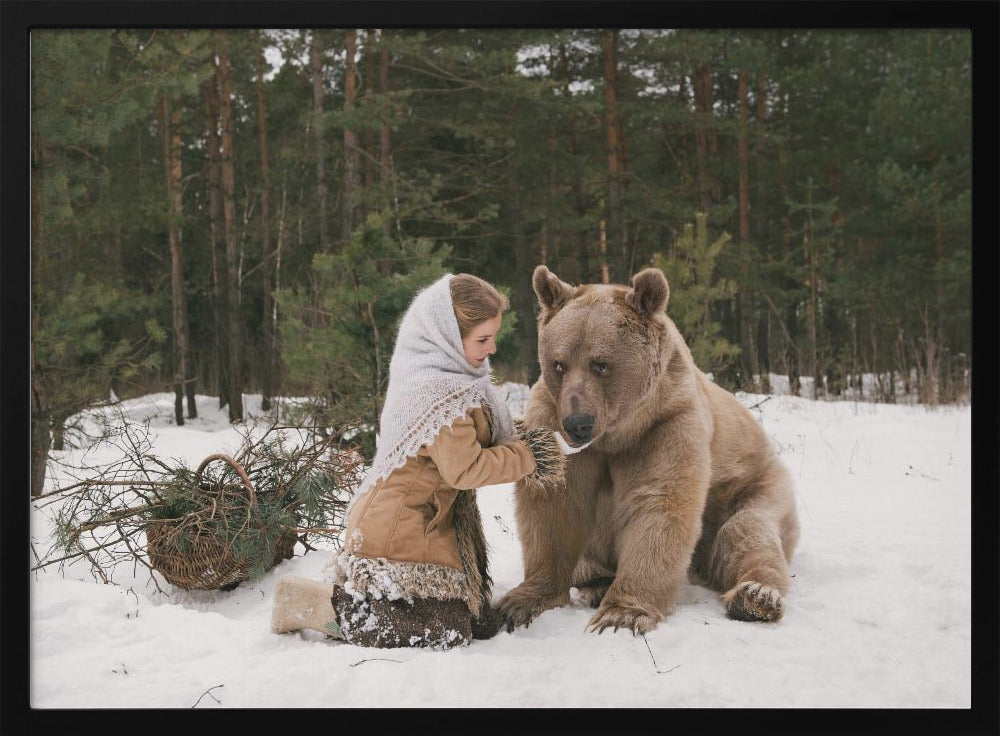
29,27,973,496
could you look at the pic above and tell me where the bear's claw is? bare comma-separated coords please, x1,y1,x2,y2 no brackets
587,599,663,635
723,581,785,622
495,587,564,632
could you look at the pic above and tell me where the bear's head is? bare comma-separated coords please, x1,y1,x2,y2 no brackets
532,265,671,448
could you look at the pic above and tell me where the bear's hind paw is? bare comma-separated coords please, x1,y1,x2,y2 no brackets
723,581,785,622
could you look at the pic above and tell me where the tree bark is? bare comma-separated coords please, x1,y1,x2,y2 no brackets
694,61,714,212
310,31,331,253
160,95,195,424
217,30,243,422
378,29,393,235
204,69,229,410
737,70,751,247
927,182,944,406
508,140,539,385
598,217,610,284
616,43,631,277
805,179,821,399
256,32,275,412
342,29,360,246
755,71,771,391
545,122,558,267
31,133,51,497
736,69,759,390
558,42,587,284
177,121,197,421
601,29,625,281
363,32,376,217
502,55,540,386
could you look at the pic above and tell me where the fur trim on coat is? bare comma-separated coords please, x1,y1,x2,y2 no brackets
331,549,470,607
331,488,491,618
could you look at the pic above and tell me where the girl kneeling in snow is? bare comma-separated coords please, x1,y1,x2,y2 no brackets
270,273,565,649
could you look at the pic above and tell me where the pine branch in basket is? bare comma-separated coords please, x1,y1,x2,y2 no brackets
35,417,366,591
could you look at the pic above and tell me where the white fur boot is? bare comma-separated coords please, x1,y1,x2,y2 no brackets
270,576,342,637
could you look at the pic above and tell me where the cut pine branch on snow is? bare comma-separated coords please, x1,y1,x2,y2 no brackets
34,416,364,592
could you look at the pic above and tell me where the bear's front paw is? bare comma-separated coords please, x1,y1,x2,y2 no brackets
722,581,785,622
495,586,564,632
587,598,663,635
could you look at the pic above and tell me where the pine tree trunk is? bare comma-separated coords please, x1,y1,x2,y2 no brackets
342,29,359,246
176,98,197,419
780,211,800,397
754,72,769,250
31,133,51,497
707,65,722,205
256,32,275,412
545,123,558,267
927,37,944,404
737,69,759,391
506,131,538,385
598,218,610,284
160,96,194,425
217,30,243,422
31,365,50,497
805,180,821,399
363,33,376,218
275,175,287,358
694,62,713,212
499,56,539,386
616,46,630,277
204,70,229,410
558,42,588,284
601,29,625,282
310,31,330,253
157,95,184,427
755,72,771,391
929,184,944,406
921,304,939,406
379,29,393,236
737,70,751,245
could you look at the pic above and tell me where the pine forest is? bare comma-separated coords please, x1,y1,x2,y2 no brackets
30,28,972,497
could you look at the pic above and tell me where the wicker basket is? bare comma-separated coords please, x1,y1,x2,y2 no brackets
145,453,297,591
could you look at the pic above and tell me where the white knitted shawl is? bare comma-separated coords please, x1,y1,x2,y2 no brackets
351,273,515,505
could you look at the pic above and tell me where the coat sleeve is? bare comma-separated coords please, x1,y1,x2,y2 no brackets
426,412,537,490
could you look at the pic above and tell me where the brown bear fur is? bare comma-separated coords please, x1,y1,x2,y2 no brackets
496,266,800,635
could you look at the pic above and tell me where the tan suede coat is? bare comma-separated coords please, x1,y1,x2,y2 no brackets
344,407,536,574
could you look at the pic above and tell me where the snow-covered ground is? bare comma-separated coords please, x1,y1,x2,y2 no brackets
29,387,971,708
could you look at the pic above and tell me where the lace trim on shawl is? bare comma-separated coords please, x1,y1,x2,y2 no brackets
345,378,497,517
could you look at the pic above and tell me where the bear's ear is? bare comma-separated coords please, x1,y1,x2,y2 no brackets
533,265,577,312
626,268,670,317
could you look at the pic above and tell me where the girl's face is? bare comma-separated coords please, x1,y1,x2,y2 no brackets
462,313,502,369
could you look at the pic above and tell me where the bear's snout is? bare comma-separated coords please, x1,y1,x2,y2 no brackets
562,413,595,445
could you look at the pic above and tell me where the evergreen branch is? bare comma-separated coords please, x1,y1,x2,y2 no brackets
34,479,173,502
282,526,344,535
31,540,123,571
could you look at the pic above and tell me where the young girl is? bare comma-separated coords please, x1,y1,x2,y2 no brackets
270,273,564,649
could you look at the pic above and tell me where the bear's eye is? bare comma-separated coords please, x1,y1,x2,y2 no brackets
553,361,566,375
591,360,609,376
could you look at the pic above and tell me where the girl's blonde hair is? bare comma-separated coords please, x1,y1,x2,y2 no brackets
450,273,510,338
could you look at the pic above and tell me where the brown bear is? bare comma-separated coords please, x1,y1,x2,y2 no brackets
496,265,800,635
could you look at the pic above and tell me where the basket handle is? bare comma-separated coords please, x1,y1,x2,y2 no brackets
194,453,257,507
